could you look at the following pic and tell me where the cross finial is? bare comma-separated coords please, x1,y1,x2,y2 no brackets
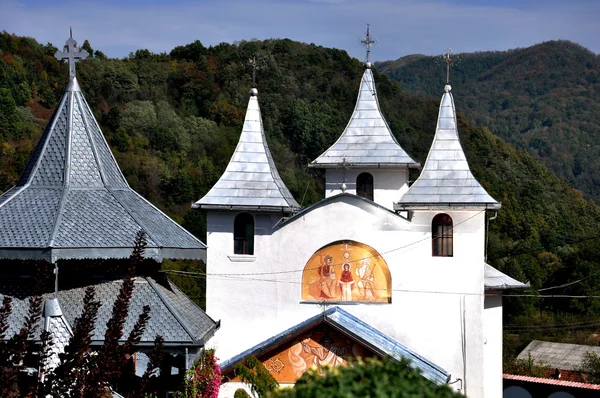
442,48,460,85
360,24,376,64
54,29,88,79
249,56,257,87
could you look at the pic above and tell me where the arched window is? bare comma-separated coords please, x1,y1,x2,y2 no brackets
356,173,374,201
234,213,254,255
432,214,453,257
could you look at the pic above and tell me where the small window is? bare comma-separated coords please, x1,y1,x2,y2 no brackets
432,214,453,257
356,173,374,201
234,213,254,255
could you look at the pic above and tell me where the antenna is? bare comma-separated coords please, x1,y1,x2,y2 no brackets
360,24,377,64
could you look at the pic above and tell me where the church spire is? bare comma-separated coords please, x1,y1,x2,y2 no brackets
310,26,418,169
194,85,300,213
395,60,500,210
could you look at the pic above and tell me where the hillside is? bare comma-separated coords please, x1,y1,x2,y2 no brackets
2,33,600,357
377,40,600,203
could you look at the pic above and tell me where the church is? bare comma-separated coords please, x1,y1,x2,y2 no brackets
194,34,528,397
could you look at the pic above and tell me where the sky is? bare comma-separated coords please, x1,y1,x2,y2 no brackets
1,0,598,62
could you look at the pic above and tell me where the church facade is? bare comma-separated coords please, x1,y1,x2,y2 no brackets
195,59,527,397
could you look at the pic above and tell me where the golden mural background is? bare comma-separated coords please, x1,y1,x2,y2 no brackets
228,324,380,384
302,240,391,303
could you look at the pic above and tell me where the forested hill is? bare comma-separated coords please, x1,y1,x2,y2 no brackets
3,32,600,346
377,40,600,203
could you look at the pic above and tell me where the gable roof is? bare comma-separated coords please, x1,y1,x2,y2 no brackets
396,85,500,210
310,65,419,169
0,275,219,348
193,88,300,213
220,306,450,385
276,192,408,230
0,56,205,262
517,340,600,372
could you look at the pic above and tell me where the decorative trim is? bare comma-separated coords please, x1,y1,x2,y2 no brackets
228,255,257,263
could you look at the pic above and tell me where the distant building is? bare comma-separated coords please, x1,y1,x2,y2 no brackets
195,56,528,397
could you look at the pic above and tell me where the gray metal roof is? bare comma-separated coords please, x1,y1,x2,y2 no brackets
0,275,218,347
0,74,206,262
484,263,529,290
310,65,419,169
193,89,300,213
221,306,450,385
517,340,600,371
396,85,500,210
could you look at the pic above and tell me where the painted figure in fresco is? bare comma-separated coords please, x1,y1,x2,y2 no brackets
355,257,376,301
300,334,348,372
318,255,337,299
338,263,355,301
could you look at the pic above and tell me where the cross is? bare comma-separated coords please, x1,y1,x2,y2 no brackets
248,56,257,87
340,242,353,253
360,24,376,63
54,28,88,79
442,48,459,84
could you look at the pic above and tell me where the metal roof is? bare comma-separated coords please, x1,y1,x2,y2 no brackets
395,85,500,210
193,88,300,213
0,275,218,347
310,65,419,169
220,306,450,385
517,340,600,371
0,56,205,262
484,263,529,290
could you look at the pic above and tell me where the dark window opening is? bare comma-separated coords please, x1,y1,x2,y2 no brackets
432,213,453,257
234,212,254,255
356,172,374,201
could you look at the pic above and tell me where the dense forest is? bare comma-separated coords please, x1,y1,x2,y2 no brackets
2,32,600,365
377,41,600,203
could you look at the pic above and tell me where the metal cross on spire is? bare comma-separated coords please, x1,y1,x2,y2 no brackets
360,24,376,64
442,48,460,84
249,56,257,87
54,28,89,79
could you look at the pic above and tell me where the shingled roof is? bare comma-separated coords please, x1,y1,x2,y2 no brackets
0,275,218,348
0,35,205,262
396,85,500,210
310,64,419,169
193,88,300,213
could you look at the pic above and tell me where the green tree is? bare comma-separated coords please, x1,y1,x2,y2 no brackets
271,358,463,398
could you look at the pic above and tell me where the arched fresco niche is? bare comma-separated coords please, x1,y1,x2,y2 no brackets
302,240,391,303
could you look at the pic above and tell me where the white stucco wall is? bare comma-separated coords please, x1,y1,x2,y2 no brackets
484,294,503,398
205,196,490,397
325,168,409,210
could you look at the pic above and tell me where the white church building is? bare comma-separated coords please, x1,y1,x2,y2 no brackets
194,55,527,397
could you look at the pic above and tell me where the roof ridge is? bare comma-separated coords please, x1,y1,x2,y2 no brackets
145,276,197,342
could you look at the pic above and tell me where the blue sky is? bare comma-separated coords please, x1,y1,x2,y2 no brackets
1,0,598,61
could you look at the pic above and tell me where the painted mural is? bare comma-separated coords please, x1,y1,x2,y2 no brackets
237,324,380,384
302,240,391,303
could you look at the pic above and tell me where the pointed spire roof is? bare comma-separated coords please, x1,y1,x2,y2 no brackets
194,88,300,213
396,85,500,210
310,64,419,169
0,33,206,262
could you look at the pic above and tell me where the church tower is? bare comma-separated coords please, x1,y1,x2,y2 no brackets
193,85,300,318
309,27,419,210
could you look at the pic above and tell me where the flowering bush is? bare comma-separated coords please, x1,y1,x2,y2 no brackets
183,348,221,398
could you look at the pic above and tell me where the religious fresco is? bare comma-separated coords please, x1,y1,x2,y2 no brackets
227,324,380,384
302,240,391,303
